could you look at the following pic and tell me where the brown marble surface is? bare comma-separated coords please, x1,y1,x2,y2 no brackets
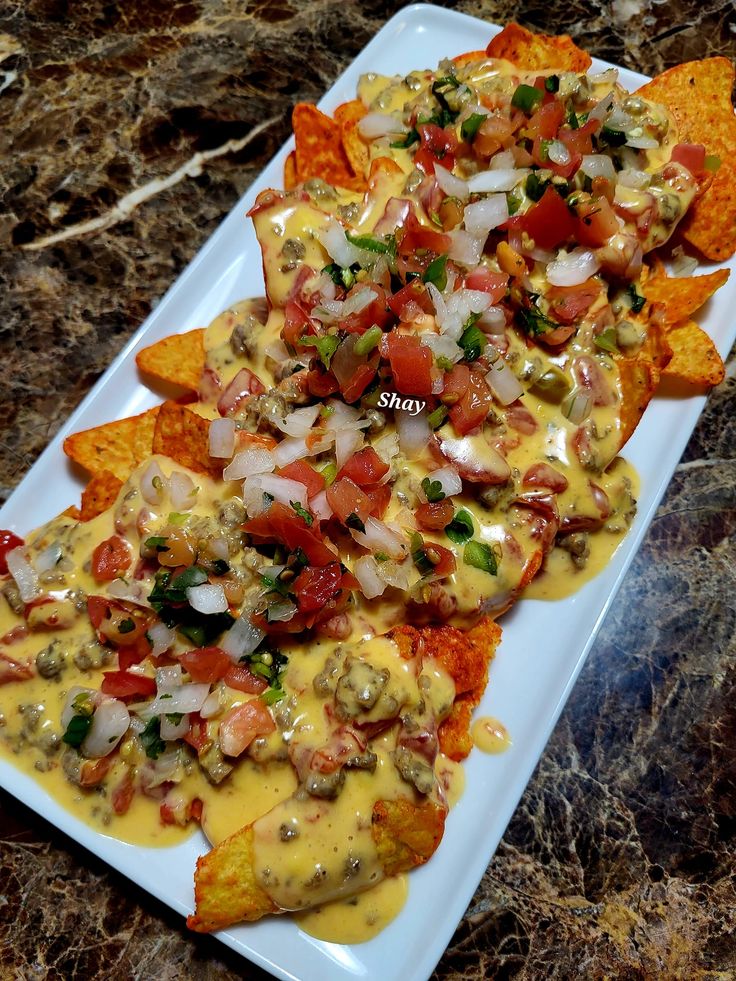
1,0,735,977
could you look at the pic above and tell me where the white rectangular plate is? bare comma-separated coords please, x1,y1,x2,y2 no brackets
2,5,734,980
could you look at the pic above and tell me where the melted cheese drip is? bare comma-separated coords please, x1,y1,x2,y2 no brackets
472,716,512,754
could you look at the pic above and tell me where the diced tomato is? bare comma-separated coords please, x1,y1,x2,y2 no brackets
87,595,110,630
180,646,231,683
574,355,616,407
0,652,33,684
277,461,325,499
91,535,132,583
531,136,580,179
244,501,337,566
671,142,706,174
523,462,569,493
558,118,598,157
341,285,392,334
546,280,602,324
527,100,564,140
307,367,340,397
283,300,316,348
111,769,135,816
217,367,266,417
293,562,344,613
426,542,456,578
473,113,520,157
219,700,276,758
183,713,210,754
224,662,268,694
341,363,376,403
101,670,157,701
574,196,619,247
414,123,457,175
365,484,391,519
440,364,470,405
79,757,112,788
463,267,508,303
416,500,455,531
190,798,203,822
398,214,452,257
0,530,23,576
388,280,434,320
385,331,434,397
520,186,577,251
337,447,389,487
449,371,493,435
117,634,152,671
327,478,372,523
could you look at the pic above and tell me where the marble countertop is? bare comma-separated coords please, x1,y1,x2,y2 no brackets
1,1,735,977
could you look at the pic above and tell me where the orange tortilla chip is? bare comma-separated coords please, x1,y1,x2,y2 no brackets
617,356,660,451
187,825,278,932
662,319,725,387
636,58,736,260
63,406,160,481
453,49,489,68
80,470,124,521
292,103,366,192
642,263,729,328
283,149,298,191
371,798,447,878
136,329,205,392
152,401,220,477
486,23,591,72
62,505,81,520
334,99,370,181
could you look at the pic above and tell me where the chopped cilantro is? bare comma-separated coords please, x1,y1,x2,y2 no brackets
345,231,396,255
149,566,234,645
422,254,448,291
323,262,358,290
463,539,499,575
410,532,434,576
704,154,721,173
62,713,92,748
459,318,484,362
421,476,445,503
517,301,560,338
544,74,560,93
390,128,420,149
525,172,548,202
140,717,166,759
594,327,619,353
445,508,474,544
506,189,522,216
626,283,646,313
290,501,313,526
144,536,169,553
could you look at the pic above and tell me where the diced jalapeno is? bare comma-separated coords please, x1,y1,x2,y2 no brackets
511,83,543,113
530,366,572,403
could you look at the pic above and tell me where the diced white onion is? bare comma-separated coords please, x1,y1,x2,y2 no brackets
156,665,182,690
625,134,659,150
208,418,236,459
209,536,229,561
420,333,464,364
433,163,469,200
267,599,298,622
670,247,699,278
81,699,130,758
466,169,528,193
342,287,377,317
427,284,493,340
580,154,616,181
107,579,149,605
349,517,407,560
272,437,315,468
318,218,363,268
373,431,400,466
169,471,198,511
264,338,290,363
353,555,387,599
463,195,509,238
221,615,265,661
310,489,333,522
335,428,364,469
589,90,615,122
186,583,228,615
490,149,515,170
61,687,97,730
160,712,190,741
6,548,39,603
617,168,651,189
547,140,570,166
376,559,410,590
485,360,524,405
142,747,182,786
563,391,593,424
34,542,62,574
395,408,430,459
357,111,407,139
423,465,463,499
141,460,167,506
546,248,600,288
477,306,506,333
145,684,211,716
243,473,308,510
587,67,619,85
223,447,275,481
200,689,222,719
607,106,635,131
147,622,175,657
275,404,321,438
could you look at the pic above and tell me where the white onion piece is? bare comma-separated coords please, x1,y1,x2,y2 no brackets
34,542,62,574
223,447,275,481
353,555,387,599
145,683,211,716
420,333,463,364
342,287,377,316
160,712,190,741
244,473,308,509
589,90,615,122
485,360,524,405
547,140,570,166
6,548,39,603
142,747,181,786
264,338,290,363
617,167,651,189
395,408,430,459
546,248,600,287
564,391,593,424
107,579,148,605
588,67,618,85
170,471,198,511
141,460,167,506
463,195,509,237
271,437,311,468
433,163,469,200
275,404,321,438
350,517,407,560
373,431,400,465
466,169,528,193
580,154,616,181
427,284,493,339
82,699,130,758
477,306,506,333
318,218,362,268
607,106,635,131
208,418,236,459
358,111,407,139
671,248,698,278
335,427,364,469
147,621,175,657
221,615,265,661
376,559,410,590
186,583,228,615
156,664,182,690
490,149,515,170
267,599,298,622
423,465,463,499
626,134,659,150
209,536,229,561
311,299,344,323
323,399,368,431
310,489,333,522
200,689,222,719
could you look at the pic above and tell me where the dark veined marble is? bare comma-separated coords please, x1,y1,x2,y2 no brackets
1,0,735,977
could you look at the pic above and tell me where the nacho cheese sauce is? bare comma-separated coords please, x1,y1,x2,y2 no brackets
0,44,703,941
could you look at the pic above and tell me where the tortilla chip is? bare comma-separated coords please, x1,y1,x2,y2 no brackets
63,406,160,481
452,49,489,68
80,470,124,521
636,58,736,260
642,263,729,328
61,505,81,520
617,356,660,451
662,318,725,387
136,329,205,392
292,103,366,192
283,149,298,191
486,23,591,72
371,798,447,878
334,99,370,181
152,401,221,477
187,825,278,932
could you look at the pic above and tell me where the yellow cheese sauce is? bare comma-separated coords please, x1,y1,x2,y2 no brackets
472,716,512,754
294,873,409,944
